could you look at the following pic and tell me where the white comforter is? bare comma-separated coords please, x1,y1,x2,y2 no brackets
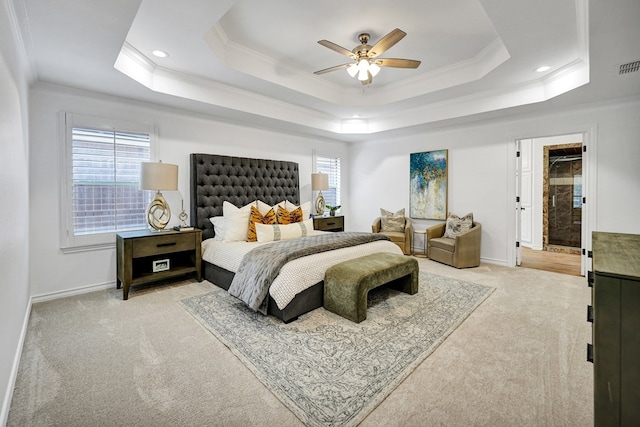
201,233,403,309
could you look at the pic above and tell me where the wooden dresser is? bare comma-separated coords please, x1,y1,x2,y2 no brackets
589,232,640,426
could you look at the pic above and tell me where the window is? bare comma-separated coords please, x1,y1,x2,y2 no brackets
315,156,341,210
60,113,153,250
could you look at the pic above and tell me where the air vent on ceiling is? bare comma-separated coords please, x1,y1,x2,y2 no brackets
619,60,640,75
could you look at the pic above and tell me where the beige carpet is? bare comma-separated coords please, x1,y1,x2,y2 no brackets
8,259,593,426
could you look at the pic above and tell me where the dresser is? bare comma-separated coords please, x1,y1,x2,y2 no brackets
313,215,344,232
116,229,202,299
588,232,640,426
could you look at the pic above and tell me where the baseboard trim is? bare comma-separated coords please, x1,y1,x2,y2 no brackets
1,298,32,427
480,257,508,267
31,281,115,304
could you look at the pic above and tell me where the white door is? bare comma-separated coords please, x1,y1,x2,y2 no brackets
515,140,522,265
520,139,533,246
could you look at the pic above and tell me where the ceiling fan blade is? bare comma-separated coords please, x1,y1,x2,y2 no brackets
317,40,357,59
314,63,352,75
368,28,406,58
374,58,421,69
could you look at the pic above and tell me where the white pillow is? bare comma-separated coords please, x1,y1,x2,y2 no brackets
209,216,225,241
255,219,314,242
256,200,286,215
222,201,254,241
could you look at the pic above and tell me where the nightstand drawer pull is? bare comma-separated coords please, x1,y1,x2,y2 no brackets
157,242,177,248
326,222,336,226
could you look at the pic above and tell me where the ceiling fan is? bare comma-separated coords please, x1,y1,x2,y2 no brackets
314,28,421,86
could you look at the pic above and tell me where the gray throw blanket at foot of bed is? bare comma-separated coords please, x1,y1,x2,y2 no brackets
228,232,391,314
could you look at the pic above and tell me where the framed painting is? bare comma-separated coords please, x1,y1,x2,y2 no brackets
410,149,448,219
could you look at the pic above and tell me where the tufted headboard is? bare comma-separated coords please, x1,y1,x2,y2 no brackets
190,153,300,241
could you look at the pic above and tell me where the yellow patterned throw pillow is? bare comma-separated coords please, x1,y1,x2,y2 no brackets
247,205,277,242
277,205,304,224
443,212,473,238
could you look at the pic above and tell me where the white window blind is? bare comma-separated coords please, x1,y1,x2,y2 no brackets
316,156,341,209
61,113,153,250
71,128,151,234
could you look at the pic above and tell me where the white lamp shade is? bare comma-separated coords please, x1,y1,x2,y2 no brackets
369,62,381,76
140,162,178,191
311,173,329,191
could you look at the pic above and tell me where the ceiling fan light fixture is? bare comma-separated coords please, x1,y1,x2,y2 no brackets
369,62,381,76
315,28,420,86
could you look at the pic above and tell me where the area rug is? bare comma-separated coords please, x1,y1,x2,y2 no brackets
180,272,494,427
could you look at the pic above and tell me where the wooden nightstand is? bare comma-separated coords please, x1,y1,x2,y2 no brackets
116,229,202,300
313,215,344,232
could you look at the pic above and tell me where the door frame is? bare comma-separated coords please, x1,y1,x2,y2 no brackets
508,126,597,276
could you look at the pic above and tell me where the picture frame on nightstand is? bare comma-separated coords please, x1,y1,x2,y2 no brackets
152,259,170,272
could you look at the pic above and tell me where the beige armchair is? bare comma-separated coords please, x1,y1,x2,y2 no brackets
426,221,481,268
372,217,412,255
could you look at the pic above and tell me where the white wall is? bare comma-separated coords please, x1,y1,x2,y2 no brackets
349,97,640,266
29,83,348,299
0,0,31,423
350,122,509,265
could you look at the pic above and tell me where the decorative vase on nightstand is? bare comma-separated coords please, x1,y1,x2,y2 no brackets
327,205,341,217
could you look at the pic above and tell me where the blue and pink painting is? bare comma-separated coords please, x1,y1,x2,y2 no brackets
410,150,448,219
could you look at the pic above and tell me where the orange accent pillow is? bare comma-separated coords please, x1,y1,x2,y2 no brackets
247,205,277,242
277,205,304,224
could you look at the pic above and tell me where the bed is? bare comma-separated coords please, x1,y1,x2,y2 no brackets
190,153,403,322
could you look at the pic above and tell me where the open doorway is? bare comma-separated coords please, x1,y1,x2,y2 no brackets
516,134,585,276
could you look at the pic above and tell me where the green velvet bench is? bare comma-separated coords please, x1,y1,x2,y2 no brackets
324,252,419,323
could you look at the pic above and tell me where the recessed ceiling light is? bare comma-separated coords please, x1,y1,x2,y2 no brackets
352,114,361,118
535,65,551,73
152,50,169,58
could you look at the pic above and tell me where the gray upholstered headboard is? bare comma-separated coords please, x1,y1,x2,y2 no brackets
190,153,300,241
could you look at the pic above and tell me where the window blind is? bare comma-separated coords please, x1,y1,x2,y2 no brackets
71,127,151,235
316,156,341,208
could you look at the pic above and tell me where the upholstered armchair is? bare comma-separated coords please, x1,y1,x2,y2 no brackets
372,217,412,255
426,221,481,268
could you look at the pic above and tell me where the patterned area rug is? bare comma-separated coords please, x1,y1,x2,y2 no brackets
180,272,494,426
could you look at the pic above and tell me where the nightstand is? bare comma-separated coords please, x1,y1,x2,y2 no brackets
116,229,202,300
313,215,344,232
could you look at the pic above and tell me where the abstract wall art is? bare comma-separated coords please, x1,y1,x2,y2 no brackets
410,149,448,219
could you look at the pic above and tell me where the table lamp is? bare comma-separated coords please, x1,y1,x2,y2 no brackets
311,173,329,215
140,161,178,230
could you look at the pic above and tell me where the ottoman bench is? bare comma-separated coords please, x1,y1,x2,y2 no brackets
324,252,419,323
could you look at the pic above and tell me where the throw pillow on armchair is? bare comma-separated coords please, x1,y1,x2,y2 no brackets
443,212,473,238
380,208,405,232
